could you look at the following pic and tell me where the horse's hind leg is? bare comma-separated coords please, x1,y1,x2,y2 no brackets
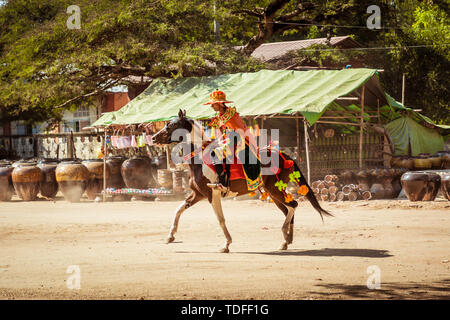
267,186,298,250
210,189,232,253
272,199,295,245
167,191,204,244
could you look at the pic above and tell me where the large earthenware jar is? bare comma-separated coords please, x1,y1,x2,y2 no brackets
56,160,89,202
106,156,126,189
37,159,59,198
121,157,151,189
370,168,385,199
356,170,371,192
401,171,441,202
422,173,441,201
442,173,450,201
82,159,110,200
0,162,14,201
11,162,43,201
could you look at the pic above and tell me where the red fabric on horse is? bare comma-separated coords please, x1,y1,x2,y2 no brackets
202,150,246,181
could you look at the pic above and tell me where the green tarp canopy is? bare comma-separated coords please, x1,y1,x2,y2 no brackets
93,68,400,127
385,116,445,156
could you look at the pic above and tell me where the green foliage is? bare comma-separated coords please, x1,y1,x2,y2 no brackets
0,0,263,124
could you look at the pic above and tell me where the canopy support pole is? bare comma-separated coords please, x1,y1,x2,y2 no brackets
303,119,311,185
103,128,107,203
166,145,170,169
359,86,365,169
296,118,300,162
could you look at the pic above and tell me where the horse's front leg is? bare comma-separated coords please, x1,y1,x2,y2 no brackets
166,191,203,244
210,189,232,253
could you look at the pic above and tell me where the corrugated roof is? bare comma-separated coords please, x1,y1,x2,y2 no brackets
251,36,361,62
92,69,386,127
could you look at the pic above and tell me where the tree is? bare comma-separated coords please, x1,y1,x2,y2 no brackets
0,0,263,124
0,0,448,125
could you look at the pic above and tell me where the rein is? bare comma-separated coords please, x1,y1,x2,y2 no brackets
182,145,206,162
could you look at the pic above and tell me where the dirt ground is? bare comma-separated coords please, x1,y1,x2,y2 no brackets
0,195,449,300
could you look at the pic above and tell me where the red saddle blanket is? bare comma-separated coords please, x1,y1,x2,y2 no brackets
202,152,246,181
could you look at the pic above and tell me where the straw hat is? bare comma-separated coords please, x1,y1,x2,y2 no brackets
203,89,233,105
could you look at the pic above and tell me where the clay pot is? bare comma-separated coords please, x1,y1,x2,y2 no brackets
428,154,442,169
121,157,152,189
106,156,126,189
441,174,450,201
356,170,371,192
339,170,355,186
56,160,89,202
11,162,43,201
413,156,432,170
390,156,403,168
0,163,14,201
391,169,403,198
399,157,415,170
435,151,450,169
380,168,396,199
37,160,59,198
401,171,441,202
369,168,385,199
82,159,110,200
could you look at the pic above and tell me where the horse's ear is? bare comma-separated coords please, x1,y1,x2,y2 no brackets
178,109,184,119
183,109,187,117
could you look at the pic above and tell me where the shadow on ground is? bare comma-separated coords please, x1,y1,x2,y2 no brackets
239,248,393,258
308,279,450,299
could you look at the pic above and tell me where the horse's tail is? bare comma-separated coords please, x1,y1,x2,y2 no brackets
282,152,334,222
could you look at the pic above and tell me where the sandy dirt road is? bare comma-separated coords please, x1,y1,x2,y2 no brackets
0,196,449,300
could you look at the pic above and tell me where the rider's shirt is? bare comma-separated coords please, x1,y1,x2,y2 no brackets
209,106,257,153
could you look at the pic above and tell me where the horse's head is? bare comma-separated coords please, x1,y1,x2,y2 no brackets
152,109,193,145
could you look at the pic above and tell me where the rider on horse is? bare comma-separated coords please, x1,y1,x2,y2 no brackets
204,90,263,193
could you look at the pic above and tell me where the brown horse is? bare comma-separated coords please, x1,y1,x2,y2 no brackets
152,110,332,253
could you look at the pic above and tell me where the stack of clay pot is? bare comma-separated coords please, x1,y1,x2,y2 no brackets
82,159,110,200
149,155,167,187
37,159,59,199
172,170,183,193
400,171,441,201
158,169,173,190
0,161,14,201
55,159,89,202
391,152,449,170
311,175,340,201
11,161,43,201
332,168,404,201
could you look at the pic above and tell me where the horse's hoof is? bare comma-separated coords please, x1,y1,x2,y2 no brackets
279,243,288,250
220,247,230,253
166,236,175,244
